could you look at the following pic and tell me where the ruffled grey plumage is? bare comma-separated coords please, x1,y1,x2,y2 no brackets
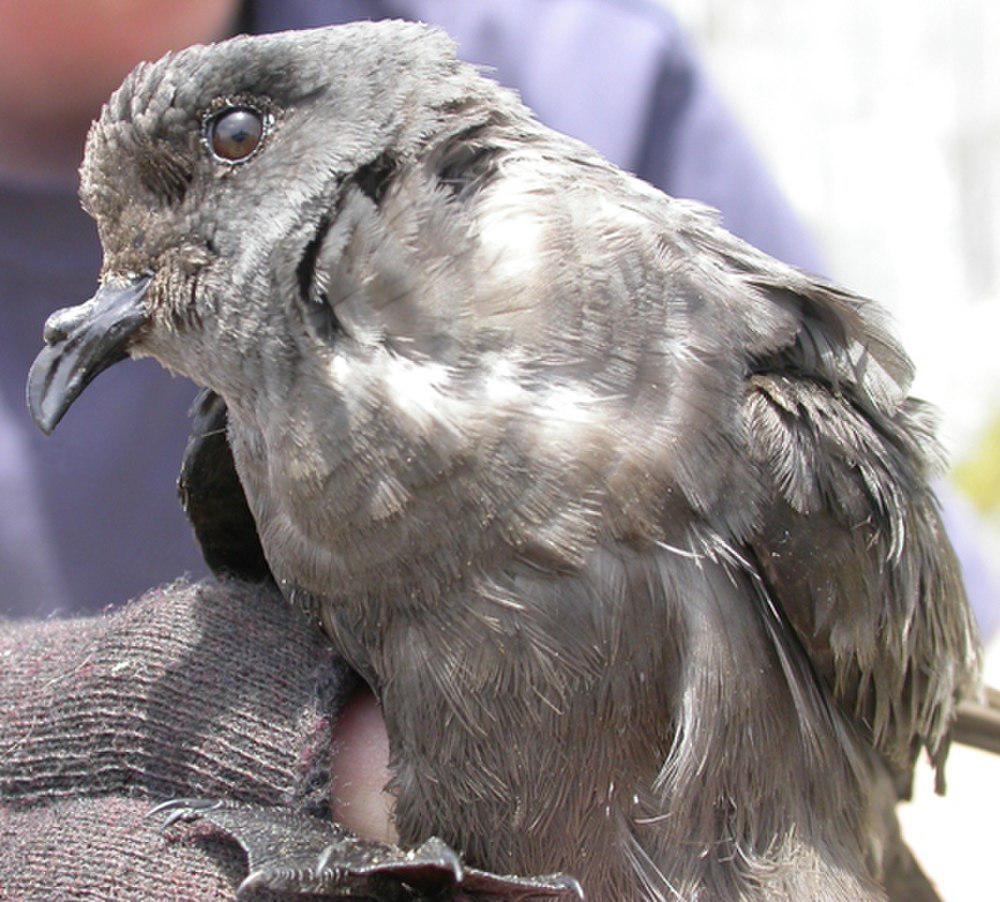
32,21,982,900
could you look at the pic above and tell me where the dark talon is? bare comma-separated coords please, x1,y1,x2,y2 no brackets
148,797,224,830
149,799,582,898
556,875,585,899
147,797,217,817
460,867,585,899
314,842,338,877
238,869,282,895
360,836,464,885
146,797,188,818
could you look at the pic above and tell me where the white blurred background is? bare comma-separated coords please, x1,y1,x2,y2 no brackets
671,0,1000,454
667,2,999,897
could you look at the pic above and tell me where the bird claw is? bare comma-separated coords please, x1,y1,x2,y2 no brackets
458,868,584,899
148,797,225,829
150,798,583,899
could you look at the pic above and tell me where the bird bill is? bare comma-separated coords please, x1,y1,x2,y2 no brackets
27,275,152,434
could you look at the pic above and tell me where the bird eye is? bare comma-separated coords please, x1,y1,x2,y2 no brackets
207,107,264,163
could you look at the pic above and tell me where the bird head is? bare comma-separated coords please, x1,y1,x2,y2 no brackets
27,21,530,433
28,20,685,576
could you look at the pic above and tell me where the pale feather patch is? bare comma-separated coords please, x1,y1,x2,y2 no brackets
535,384,603,425
476,176,549,285
328,352,351,385
384,355,449,408
482,357,526,405
365,473,411,520
529,383,618,452
379,353,465,438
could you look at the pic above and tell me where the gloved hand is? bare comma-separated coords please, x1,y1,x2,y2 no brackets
0,579,386,898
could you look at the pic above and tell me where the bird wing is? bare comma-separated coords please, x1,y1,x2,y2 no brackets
693,227,984,784
178,388,272,582
743,369,974,783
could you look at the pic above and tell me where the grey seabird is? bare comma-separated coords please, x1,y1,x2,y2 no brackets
27,22,995,900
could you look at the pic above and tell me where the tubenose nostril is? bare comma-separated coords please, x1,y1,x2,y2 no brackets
42,299,98,344
43,310,73,344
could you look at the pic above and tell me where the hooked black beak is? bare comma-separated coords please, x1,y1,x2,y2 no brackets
26,275,152,434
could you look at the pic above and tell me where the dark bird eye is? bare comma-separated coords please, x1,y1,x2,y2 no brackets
208,107,264,162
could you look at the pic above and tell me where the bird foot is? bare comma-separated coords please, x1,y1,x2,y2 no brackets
150,798,583,900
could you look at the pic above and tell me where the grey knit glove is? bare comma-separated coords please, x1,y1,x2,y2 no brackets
0,579,355,899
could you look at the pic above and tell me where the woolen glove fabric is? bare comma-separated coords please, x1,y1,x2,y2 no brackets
0,579,355,898
0,796,249,899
